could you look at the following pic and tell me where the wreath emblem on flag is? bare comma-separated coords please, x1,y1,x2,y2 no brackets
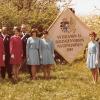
60,17,76,33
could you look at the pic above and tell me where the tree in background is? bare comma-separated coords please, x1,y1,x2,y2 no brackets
0,0,57,30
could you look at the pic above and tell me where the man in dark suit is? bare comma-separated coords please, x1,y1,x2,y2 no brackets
20,24,31,77
0,26,12,79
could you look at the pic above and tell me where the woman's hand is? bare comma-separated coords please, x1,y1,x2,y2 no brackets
11,54,14,59
95,60,98,65
3,54,5,61
40,55,42,59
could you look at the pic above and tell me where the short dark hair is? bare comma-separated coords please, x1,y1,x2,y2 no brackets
30,28,38,36
43,30,48,35
15,27,21,33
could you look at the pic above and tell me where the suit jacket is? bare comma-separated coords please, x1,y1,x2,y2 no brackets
0,33,11,63
21,33,30,58
0,37,5,66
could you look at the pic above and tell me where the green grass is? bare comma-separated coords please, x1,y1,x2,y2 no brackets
0,60,100,100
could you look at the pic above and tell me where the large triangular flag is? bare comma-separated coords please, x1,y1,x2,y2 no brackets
48,7,90,63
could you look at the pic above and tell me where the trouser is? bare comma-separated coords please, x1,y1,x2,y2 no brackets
28,65,32,77
1,63,12,79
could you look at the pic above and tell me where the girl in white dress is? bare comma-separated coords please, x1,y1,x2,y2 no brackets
86,32,99,84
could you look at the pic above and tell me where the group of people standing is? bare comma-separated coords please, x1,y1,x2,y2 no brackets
0,24,55,84
1,24,100,85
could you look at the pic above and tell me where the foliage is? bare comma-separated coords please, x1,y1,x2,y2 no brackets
0,61,100,100
0,0,58,30
80,16,100,37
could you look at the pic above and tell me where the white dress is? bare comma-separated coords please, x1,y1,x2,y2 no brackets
86,41,99,69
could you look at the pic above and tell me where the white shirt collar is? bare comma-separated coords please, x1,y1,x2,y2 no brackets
1,33,6,38
22,32,27,36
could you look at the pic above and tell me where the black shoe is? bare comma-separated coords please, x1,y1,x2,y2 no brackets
11,78,18,84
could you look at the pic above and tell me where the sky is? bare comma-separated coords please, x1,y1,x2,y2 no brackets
56,0,100,16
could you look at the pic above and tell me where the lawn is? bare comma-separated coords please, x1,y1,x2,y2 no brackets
0,60,100,100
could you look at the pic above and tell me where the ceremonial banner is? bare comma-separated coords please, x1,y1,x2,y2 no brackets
48,7,90,63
